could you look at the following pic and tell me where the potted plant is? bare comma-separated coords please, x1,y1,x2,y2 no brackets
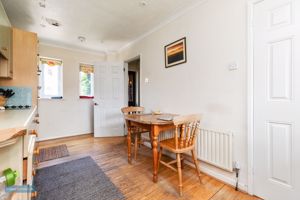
0,89,15,107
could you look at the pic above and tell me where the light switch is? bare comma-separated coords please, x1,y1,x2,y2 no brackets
228,62,238,71
145,78,149,83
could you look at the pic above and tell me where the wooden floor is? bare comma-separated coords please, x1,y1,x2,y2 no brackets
37,134,260,200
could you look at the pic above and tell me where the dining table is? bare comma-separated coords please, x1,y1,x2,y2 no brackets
124,113,177,183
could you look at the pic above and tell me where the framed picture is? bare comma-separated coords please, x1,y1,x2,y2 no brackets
164,37,187,68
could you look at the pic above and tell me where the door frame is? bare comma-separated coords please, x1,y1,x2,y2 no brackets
247,0,265,195
124,54,142,107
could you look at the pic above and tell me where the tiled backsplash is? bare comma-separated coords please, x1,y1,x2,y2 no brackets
0,86,32,106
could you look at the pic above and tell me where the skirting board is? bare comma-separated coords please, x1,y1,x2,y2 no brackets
37,133,93,142
143,142,248,193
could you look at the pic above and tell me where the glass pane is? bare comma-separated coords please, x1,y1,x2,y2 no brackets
44,64,60,96
80,71,94,97
39,57,63,99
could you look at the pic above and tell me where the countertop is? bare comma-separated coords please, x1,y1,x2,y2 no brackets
0,106,37,143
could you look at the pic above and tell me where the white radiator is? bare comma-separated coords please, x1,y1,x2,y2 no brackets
198,129,233,172
143,128,233,172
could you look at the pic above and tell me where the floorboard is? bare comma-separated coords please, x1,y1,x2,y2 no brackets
37,135,260,200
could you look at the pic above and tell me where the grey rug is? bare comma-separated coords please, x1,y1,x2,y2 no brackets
33,156,125,200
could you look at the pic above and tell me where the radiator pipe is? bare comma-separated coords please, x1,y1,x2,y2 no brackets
235,168,240,191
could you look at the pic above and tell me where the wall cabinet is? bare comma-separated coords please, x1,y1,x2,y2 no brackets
0,24,12,78
0,28,38,105
0,24,11,59
0,3,12,78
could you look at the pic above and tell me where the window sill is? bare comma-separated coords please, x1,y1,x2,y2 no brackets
79,96,94,99
38,97,64,100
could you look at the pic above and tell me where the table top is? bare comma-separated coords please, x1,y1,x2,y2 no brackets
124,113,178,125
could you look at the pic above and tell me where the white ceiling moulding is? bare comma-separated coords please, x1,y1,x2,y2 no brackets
118,0,209,53
39,40,108,57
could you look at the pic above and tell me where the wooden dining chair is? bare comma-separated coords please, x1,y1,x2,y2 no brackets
121,106,151,160
158,114,202,196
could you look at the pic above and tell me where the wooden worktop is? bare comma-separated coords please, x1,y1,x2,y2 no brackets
0,106,36,143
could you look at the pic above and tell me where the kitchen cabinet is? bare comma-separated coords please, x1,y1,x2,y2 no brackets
0,3,12,78
0,25,12,78
0,24,11,60
0,107,38,200
0,28,38,106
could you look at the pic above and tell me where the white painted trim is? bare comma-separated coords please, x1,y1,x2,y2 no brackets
247,0,265,195
39,41,107,57
139,53,143,106
37,133,92,141
124,54,143,106
124,55,141,63
118,0,209,52
194,162,248,192
123,62,129,110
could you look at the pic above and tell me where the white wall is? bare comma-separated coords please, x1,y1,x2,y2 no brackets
120,0,248,190
38,44,106,140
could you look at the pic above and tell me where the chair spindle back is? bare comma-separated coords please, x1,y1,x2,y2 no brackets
121,106,145,115
121,107,145,127
172,114,201,149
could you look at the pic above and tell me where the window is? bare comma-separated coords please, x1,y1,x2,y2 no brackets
79,64,94,99
39,57,63,99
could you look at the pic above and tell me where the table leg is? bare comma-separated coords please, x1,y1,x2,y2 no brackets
148,132,153,149
151,125,159,183
127,126,132,164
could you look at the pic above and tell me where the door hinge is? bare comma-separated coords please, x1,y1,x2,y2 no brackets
123,68,125,72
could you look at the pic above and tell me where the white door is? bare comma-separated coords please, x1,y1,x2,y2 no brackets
94,62,125,137
253,0,300,199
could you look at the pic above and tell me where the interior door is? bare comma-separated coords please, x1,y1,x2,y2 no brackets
94,62,125,137
253,0,300,199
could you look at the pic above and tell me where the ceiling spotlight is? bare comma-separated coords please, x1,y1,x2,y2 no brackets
39,0,46,8
78,36,86,42
45,18,61,27
139,1,147,6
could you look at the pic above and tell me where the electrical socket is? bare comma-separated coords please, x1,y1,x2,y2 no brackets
233,161,240,170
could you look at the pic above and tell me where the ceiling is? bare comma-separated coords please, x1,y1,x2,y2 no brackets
1,0,202,53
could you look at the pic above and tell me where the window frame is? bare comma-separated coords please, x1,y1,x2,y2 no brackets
79,63,94,99
39,56,63,100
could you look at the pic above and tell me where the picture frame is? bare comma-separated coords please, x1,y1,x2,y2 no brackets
164,37,187,68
